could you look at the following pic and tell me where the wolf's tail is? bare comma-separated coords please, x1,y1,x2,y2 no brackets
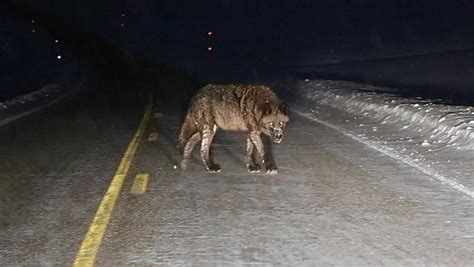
178,112,196,152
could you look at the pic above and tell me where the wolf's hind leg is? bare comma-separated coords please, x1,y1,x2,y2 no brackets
181,132,201,170
250,131,278,174
200,124,220,173
245,137,261,173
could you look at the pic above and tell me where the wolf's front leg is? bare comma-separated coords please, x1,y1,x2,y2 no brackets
200,124,221,173
249,131,278,174
245,137,261,173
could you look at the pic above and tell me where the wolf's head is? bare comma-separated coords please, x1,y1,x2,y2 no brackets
260,102,289,143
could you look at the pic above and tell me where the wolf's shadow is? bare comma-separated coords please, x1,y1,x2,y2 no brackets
181,132,278,172
152,116,181,168
218,134,277,170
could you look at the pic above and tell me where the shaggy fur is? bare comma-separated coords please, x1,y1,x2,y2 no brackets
179,84,289,174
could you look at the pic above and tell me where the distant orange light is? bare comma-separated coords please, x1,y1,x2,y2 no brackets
208,31,213,36
207,46,213,51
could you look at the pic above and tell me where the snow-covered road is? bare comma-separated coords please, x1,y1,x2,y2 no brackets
1,79,474,265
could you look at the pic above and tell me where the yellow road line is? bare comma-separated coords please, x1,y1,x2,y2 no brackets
73,103,152,267
130,173,149,194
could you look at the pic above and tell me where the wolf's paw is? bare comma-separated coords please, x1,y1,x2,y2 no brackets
265,168,278,175
247,164,261,174
207,164,222,173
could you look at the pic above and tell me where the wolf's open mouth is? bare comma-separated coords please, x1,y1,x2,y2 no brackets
273,134,283,143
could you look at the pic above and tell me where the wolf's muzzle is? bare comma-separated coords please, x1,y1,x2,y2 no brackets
272,129,283,143
274,134,283,143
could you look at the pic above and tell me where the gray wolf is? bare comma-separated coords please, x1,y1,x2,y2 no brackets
178,84,289,174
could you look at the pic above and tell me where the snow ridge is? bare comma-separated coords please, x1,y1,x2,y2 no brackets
297,80,474,150
0,84,60,112
0,83,69,128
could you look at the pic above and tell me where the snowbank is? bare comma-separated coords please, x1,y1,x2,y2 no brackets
286,79,474,198
0,83,77,128
0,84,61,112
294,80,474,150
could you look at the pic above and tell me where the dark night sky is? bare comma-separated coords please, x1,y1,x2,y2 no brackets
2,0,474,90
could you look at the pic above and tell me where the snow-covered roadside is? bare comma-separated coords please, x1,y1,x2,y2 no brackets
0,84,60,110
286,79,474,198
0,82,80,128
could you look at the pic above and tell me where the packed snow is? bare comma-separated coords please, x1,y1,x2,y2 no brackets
0,84,60,111
286,79,474,198
0,83,68,128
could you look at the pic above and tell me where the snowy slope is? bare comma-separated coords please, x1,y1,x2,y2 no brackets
296,80,474,149
0,84,60,111
286,79,474,198
0,83,77,128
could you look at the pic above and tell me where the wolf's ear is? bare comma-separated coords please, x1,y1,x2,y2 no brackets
279,103,288,115
263,102,273,115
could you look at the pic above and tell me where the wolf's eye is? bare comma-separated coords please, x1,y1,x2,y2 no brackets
279,122,284,126
270,122,274,127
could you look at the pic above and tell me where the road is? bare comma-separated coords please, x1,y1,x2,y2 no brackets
1,84,474,266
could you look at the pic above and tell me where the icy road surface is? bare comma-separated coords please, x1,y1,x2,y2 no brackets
1,81,474,265
286,79,474,198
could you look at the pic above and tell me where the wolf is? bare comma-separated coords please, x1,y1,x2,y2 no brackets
178,84,289,174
